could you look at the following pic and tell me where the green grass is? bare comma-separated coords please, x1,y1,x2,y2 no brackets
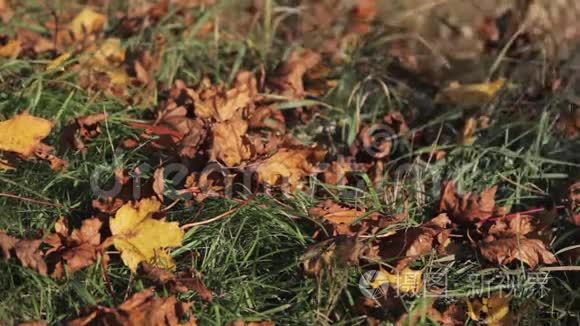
1,0,580,325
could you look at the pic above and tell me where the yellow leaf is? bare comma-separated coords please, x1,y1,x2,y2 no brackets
459,117,477,145
92,38,125,66
371,267,423,293
436,78,507,107
0,39,21,57
109,198,184,272
46,52,72,71
467,292,511,325
0,113,52,156
69,8,107,39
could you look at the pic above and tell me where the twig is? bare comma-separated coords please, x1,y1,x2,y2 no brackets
0,192,64,208
539,266,580,272
180,193,256,229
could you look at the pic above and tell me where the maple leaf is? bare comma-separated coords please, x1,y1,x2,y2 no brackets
435,78,507,107
0,231,47,275
438,182,498,224
109,198,184,272
376,214,452,271
256,146,326,190
211,118,252,167
44,217,104,278
68,288,196,326
0,113,52,157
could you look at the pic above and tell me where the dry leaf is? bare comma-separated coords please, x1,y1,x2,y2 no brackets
211,118,252,167
467,292,512,325
270,49,321,99
0,39,21,57
376,213,452,271
140,263,213,301
479,236,556,268
371,267,423,294
0,0,14,23
0,113,52,157
47,52,72,71
436,78,507,107
228,321,275,326
438,182,498,224
68,288,196,326
0,231,47,275
396,301,467,326
69,8,107,40
256,146,326,190
569,182,580,225
301,236,363,277
109,198,184,272
44,217,104,278
60,113,107,152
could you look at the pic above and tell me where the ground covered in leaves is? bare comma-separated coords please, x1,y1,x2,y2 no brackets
1,0,580,325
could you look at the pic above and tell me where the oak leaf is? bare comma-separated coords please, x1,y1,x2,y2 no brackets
110,198,184,272
0,113,52,157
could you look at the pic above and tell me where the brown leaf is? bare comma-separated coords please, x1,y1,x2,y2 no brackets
376,214,452,271
438,182,498,224
301,236,363,277
397,301,467,326
34,143,68,171
228,321,275,326
211,118,252,167
569,182,580,225
61,113,107,152
309,200,403,237
270,49,321,99
68,288,196,326
140,263,213,301
256,146,326,190
0,0,13,23
44,217,104,278
479,236,557,268
0,230,47,275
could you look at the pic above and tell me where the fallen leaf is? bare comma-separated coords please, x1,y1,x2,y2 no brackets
467,292,512,325
309,200,403,237
44,217,104,278
301,236,363,277
396,301,467,326
256,146,326,190
60,112,107,152
228,321,275,326
0,0,13,23
479,236,557,268
140,263,213,301
69,8,107,40
270,49,321,99
46,52,72,71
371,267,423,294
68,288,196,326
569,182,580,225
211,118,252,167
109,198,184,272
0,113,52,157
0,230,47,275
436,78,507,107
376,213,452,271
0,39,21,57
438,182,498,224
